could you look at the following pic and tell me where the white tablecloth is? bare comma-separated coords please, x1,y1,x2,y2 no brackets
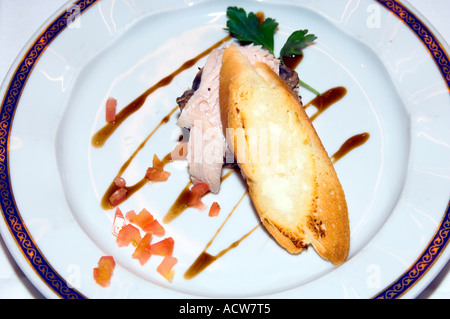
0,0,449,299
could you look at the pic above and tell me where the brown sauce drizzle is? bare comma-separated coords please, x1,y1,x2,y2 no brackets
331,133,370,164
304,86,347,121
163,168,236,224
282,55,303,70
101,152,173,210
162,181,193,224
120,105,178,175
184,190,253,280
255,11,265,25
91,35,232,148
184,224,259,280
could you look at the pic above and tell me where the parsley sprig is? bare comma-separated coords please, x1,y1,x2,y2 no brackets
225,7,278,55
225,6,321,96
280,30,318,63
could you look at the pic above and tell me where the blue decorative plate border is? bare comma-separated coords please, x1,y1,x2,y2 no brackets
0,0,100,299
0,0,448,299
372,0,450,299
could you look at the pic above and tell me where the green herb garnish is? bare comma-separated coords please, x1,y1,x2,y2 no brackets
225,6,321,96
279,30,317,64
298,79,321,96
225,6,278,55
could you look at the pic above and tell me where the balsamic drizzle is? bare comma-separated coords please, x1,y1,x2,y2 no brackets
304,86,347,121
184,190,252,279
331,133,370,164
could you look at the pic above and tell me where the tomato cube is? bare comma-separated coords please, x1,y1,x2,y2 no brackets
125,210,137,222
208,202,221,217
145,154,171,182
93,256,115,287
126,208,154,228
105,97,117,123
112,207,126,237
152,154,164,170
116,224,141,247
142,219,165,236
113,176,126,188
145,167,171,182
109,187,127,207
191,183,210,196
132,233,153,266
187,183,209,209
150,237,174,256
157,256,178,282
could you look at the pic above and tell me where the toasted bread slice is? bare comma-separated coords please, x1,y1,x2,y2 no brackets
219,46,349,265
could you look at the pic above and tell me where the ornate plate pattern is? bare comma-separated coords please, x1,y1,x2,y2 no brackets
370,0,450,299
0,0,99,299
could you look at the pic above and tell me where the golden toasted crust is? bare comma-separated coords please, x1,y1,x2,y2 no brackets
219,46,350,265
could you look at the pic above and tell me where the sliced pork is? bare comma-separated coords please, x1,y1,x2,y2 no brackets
176,44,280,194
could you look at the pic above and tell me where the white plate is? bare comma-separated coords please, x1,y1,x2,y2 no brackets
0,0,449,299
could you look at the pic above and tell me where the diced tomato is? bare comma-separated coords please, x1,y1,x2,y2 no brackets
125,210,137,222
98,256,115,275
150,237,174,256
114,176,126,188
152,154,164,170
145,167,171,182
116,224,141,247
109,187,127,206
142,219,165,236
157,256,178,282
126,208,154,228
93,256,115,287
112,207,126,237
208,202,221,217
191,200,207,211
191,183,210,196
187,183,210,209
132,233,152,266
145,154,171,182
105,97,117,123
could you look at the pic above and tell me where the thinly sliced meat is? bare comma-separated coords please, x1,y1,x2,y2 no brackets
187,119,224,194
177,48,223,130
177,44,280,193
